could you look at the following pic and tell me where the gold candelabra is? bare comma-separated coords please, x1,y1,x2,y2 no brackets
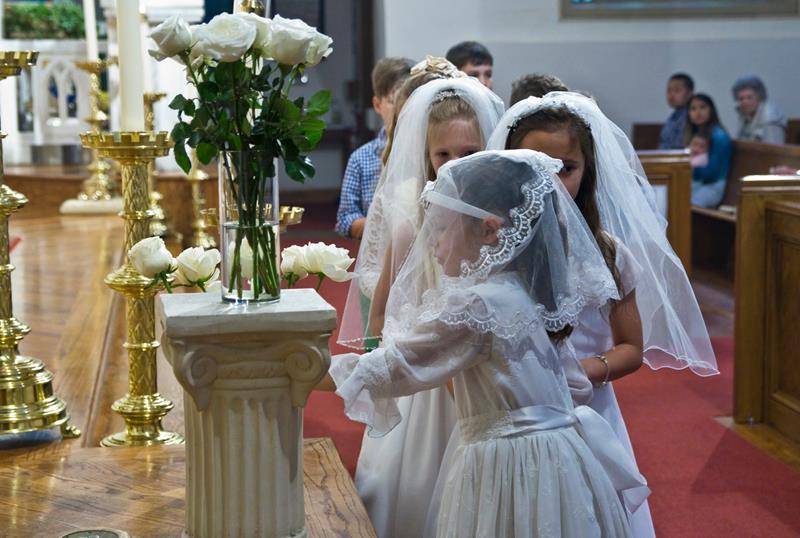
143,91,176,241
186,149,216,249
81,131,182,447
75,59,115,201
0,51,80,439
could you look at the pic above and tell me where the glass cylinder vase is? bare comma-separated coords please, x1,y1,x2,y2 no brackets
218,150,281,304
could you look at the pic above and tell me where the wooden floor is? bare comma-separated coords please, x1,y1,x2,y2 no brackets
6,215,375,537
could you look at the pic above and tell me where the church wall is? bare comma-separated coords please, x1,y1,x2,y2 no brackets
375,0,800,138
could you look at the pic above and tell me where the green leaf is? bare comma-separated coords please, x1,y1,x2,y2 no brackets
283,160,305,183
170,121,190,143
297,156,316,178
306,90,332,117
196,142,217,164
174,142,191,174
169,94,189,111
278,97,301,122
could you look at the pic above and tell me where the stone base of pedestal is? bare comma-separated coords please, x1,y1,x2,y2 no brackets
158,289,337,538
60,197,124,215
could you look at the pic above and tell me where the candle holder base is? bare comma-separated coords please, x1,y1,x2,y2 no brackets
60,197,124,215
0,353,81,439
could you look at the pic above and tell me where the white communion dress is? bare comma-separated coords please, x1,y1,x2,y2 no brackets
572,238,656,538
332,273,648,538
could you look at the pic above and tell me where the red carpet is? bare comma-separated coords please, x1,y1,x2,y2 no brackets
297,204,800,537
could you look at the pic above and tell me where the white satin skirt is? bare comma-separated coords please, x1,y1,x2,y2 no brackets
429,405,644,538
355,386,458,538
591,383,656,538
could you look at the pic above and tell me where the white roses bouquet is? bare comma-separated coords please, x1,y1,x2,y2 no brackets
280,242,355,290
148,11,333,303
129,237,221,293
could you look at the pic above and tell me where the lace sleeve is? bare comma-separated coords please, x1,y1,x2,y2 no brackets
331,321,490,437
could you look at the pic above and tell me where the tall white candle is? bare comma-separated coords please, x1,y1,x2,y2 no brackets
83,0,99,61
139,5,153,92
116,0,145,131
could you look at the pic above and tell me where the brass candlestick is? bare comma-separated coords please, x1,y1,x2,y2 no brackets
186,149,216,249
81,131,182,447
75,60,115,201
143,92,174,240
0,51,80,439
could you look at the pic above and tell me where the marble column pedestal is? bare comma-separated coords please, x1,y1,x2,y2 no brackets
157,290,337,538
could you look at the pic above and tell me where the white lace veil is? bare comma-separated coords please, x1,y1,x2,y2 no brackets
381,149,620,346
487,92,718,376
338,77,505,349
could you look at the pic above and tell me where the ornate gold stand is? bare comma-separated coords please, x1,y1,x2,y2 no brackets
0,51,80,439
142,91,180,243
76,60,114,201
186,149,216,249
81,131,182,447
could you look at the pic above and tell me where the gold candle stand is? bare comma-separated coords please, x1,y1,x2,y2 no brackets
0,51,80,439
77,60,114,201
143,92,174,240
186,149,216,249
80,131,182,447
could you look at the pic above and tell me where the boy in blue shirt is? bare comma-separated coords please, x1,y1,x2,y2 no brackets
336,57,413,238
659,73,694,149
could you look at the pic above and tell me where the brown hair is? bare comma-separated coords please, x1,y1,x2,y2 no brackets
424,93,481,180
371,57,413,99
382,71,449,165
506,107,622,339
510,73,569,105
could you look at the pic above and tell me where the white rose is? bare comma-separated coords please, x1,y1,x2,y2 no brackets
174,247,221,286
266,15,332,66
148,15,192,61
302,242,355,282
193,13,257,63
229,237,254,279
128,237,175,278
235,13,273,56
280,244,309,279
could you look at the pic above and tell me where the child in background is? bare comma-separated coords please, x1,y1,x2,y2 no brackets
658,73,694,149
689,131,710,169
510,72,569,104
445,41,494,89
335,57,413,238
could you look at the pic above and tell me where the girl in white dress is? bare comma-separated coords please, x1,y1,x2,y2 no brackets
336,74,505,537
327,149,648,537
487,93,720,536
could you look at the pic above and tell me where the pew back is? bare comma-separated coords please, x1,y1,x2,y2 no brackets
721,141,800,207
632,122,663,150
734,175,800,439
638,150,692,272
787,118,800,145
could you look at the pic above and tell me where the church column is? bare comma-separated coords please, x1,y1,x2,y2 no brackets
158,289,337,538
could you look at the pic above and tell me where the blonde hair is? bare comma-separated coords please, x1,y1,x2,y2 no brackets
424,93,481,180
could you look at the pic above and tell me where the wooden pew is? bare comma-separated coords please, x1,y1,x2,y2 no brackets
692,141,800,277
787,118,800,145
638,150,693,273
632,122,663,150
734,175,800,445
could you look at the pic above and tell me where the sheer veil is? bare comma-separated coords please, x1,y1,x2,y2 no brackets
487,92,718,376
338,77,505,349
382,149,620,348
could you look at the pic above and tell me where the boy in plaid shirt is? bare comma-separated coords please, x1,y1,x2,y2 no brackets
335,57,413,238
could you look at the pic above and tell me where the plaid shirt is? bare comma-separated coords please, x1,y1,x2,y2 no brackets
658,107,688,149
335,128,387,237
